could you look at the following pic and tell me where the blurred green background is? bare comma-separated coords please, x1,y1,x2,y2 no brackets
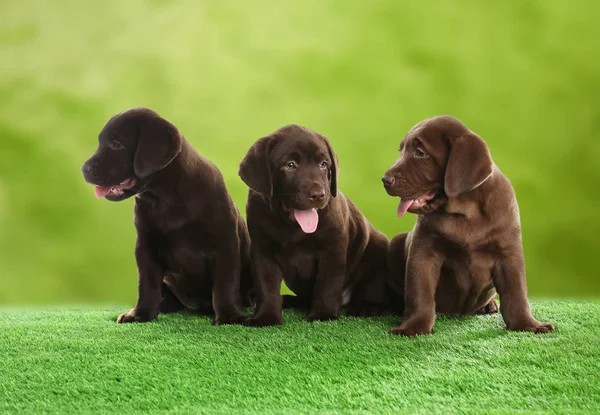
0,0,598,305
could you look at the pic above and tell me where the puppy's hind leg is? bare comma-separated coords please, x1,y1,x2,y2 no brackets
347,231,391,317
162,274,213,314
387,232,409,315
476,298,499,315
158,282,185,314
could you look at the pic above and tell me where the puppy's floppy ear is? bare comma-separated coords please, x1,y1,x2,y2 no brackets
318,134,338,197
239,135,274,197
134,115,183,178
444,133,493,197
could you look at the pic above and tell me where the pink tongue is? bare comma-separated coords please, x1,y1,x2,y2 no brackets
293,208,319,233
397,199,414,217
94,186,112,198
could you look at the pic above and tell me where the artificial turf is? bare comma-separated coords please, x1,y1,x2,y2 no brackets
1,301,598,414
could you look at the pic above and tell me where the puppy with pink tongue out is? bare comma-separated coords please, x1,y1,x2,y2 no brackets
239,124,390,327
381,115,554,337
81,107,253,326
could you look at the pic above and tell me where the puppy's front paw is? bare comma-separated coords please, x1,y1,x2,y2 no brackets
213,313,248,326
116,309,156,324
390,325,432,337
304,312,339,322
531,323,555,333
243,313,283,327
116,311,137,324
509,320,555,333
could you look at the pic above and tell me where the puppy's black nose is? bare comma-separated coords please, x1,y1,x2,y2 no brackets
81,164,92,174
309,188,325,202
382,175,395,187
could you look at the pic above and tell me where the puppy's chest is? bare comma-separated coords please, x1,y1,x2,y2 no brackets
275,241,322,279
443,246,495,275
157,225,217,276
142,204,192,232
426,214,488,247
138,206,218,268
161,225,215,252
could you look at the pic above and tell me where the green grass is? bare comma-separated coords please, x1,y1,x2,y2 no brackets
0,0,599,305
1,301,598,414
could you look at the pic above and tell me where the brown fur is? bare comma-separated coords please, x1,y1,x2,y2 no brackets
382,115,554,336
239,124,389,326
81,107,253,325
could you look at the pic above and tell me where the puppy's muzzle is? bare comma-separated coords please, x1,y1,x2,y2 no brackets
382,175,395,190
308,187,325,203
81,164,92,174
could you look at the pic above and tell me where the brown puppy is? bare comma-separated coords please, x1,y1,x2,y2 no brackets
382,115,554,336
239,124,389,326
81,107,252,325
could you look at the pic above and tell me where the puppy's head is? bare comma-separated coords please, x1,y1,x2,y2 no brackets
382,115,493,217
239,124,338,233
81,107,182,201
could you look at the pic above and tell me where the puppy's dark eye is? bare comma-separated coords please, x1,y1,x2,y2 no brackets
319,161,328,168
415,149,427,157
110,140,124,150
285,161,297,170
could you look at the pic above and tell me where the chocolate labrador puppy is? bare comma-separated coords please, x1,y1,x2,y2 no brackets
81,107,253,324
239,124,389,326
382,115,554,336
